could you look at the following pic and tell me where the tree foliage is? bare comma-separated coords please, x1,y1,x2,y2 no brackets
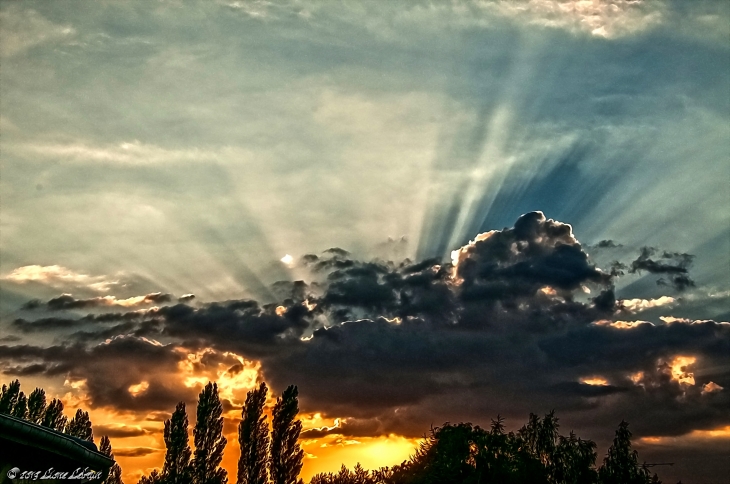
66,408,94,442
0,379,21,414
163,402,193,484
27,387,47,424
192,382,228,484
41,398,68,431
100,435,125,484
238,382,270,484
270,385,304,484
138,470,163,484
598,421,652,484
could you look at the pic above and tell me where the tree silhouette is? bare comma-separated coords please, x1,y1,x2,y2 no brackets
41,398,68,431
238,382,270,484
138,470,162,484
0,379,21,414
11,391,28,420
163,402,193,484
270,385,304,484
27,387,47,424
598,421,651,484
66,408,94,442
192,382,228,484
99,435,124,484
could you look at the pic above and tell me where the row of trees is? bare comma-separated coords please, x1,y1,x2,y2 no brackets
4,378,675,484
139,381,304,484
308,414,668,484
0,379,123,484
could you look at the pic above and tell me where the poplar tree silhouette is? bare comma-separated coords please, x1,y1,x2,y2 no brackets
0,379,20,414
163,402,193,484
192,382,228,484
27,388,47,424
41,398,68,431
99,435,124,484
11,391,28,419
270,385,304,484
237,382,270,484
66,408,94,442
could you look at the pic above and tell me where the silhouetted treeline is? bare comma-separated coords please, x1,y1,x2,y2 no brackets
139,381,304,484
309,413,668,484
0,378,124,484
5,378,675,484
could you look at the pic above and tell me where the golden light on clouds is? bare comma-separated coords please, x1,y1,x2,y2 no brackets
639,426,730,445
701,381,723,395
668,355,696,386
280,254,294,267
580,376,608,386
128,381,150,397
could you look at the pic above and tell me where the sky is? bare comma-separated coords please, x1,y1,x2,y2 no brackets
0,0,729,482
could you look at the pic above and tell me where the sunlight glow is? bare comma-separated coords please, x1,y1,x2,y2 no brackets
281,254,294,267
701,382,723,395
580,377,609,386
668,356,696,386
128,381,150,397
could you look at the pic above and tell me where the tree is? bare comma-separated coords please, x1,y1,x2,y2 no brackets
163,402,193,484
66,408,94,442
238,382,270,484
41,398,68,431
598,421,650,484
138,470,162,484
0,379,21,414
11,392,28,420
270,385,304,484
99,435,124,484
192,382,228,484
27,388,47,424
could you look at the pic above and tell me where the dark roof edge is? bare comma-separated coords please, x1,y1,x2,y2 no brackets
0,413,114,469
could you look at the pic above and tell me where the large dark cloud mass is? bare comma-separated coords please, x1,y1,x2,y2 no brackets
1,213,728,475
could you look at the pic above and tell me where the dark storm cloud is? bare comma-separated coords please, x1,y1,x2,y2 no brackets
12,317,86,332
1,213,727,448
113,447,161,458
21,293,174,311
629,247,695,291
0,337,194,412
95,425,156,439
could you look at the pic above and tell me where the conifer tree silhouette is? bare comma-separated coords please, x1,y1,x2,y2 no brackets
192,382,228,484
27,388,47,424
66,408,94,442
598,421,651,484
99,435,124,484
163,402,193,484
238,382,270,484
270,385,304,484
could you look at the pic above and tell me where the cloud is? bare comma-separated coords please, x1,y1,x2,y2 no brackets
484,0,665,38
629,247,695,290
0,5,75,58
95,424,157,438
22,293,173,311
2,266,118,292
113,447,162,458
0,213,727,451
